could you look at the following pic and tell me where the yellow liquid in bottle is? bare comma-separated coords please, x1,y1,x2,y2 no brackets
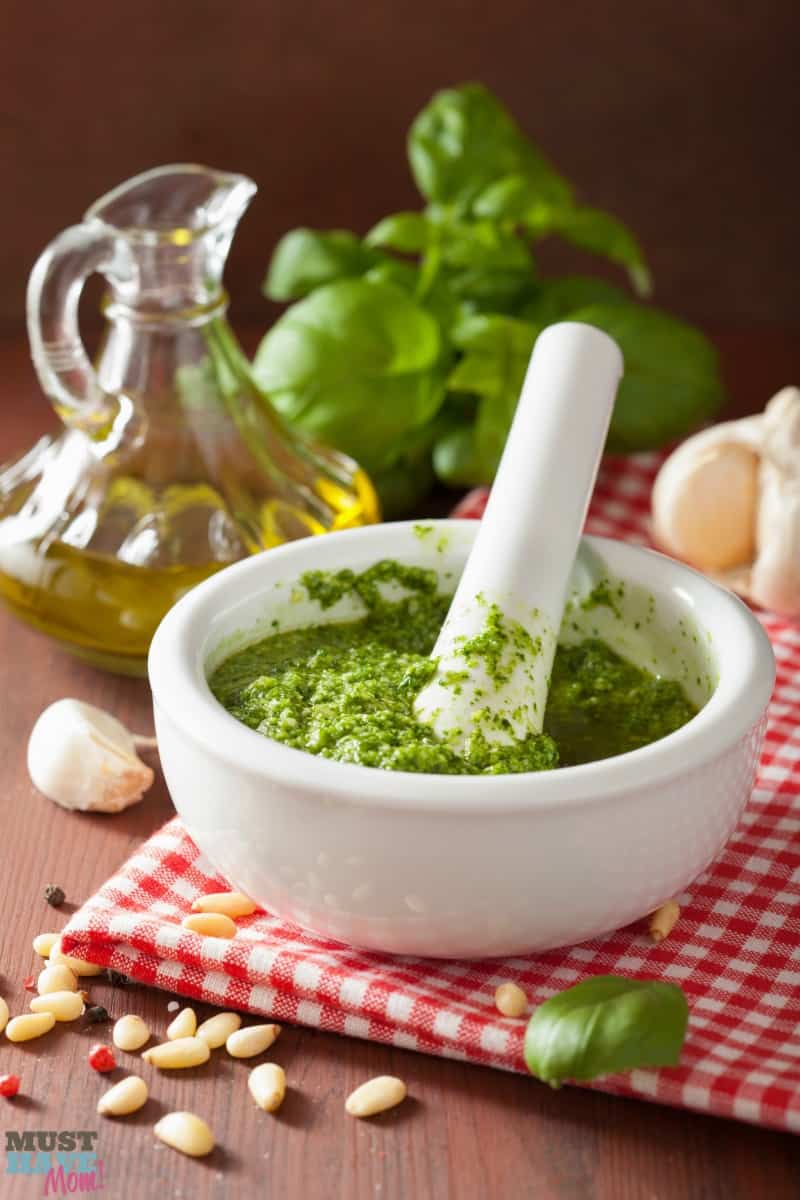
0,468,379,675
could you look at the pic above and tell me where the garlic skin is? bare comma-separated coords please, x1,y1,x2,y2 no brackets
27,699,155,813
652,387,800,618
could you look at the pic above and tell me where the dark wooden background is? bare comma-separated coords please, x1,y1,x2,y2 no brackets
2,0,798,339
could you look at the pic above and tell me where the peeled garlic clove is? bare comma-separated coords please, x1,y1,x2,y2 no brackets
27,699,154,813
652,433,760,572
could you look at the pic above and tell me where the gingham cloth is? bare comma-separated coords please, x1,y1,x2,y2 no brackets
62,454,800,1133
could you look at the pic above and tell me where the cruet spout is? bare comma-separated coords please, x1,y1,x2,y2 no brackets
87,164,256,242
86,164,258,307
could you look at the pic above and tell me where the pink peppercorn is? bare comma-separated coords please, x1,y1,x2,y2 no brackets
88,1044,116,1073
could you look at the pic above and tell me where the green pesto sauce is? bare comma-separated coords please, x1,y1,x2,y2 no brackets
209,562,698,776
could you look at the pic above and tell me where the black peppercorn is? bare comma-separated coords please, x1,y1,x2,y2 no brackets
84,1005,109,1025
106,969,129,987
44,884,66,908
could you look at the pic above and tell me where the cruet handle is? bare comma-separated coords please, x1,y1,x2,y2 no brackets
26,221,136,431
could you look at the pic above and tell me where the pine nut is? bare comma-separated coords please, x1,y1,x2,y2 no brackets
113,1014,150,1052
98,1075,149,1117
649,899,681,943
6,1012,57,1042
30,990,83,1021
0,997,8,1034
191,891,257,918
32,932,59,959
345,1076,407,1118
49,942,104,976
153,1111,214,1157
166,1006,197,1040
180,913,237,939
37,964,78,995
196,1011,241,1048
225,1023,280,1059
248,1062,286,1112
141,1036,210,1069
494,981,528,1018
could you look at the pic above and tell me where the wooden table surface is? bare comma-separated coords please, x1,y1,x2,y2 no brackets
1,332,798,1200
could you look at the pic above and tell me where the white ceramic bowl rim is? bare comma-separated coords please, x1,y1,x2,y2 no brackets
148,523,775,814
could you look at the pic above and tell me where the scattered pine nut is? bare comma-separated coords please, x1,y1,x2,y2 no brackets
49,942,104,976
166,1001,179,1012
191,891,257,919
30,991,83,1021
166,1007,197,1041
32,932,59,959
37,964,78,995
0,997,8,1035
113,1014,150,1052
180,913,237,939
142,1036,210,1069
248,1062,286,1113
98,1075,148,1117
6,1012,57,1042
649,899,681,943
196,1011,241,1048
345,1076,407,1119
154,1111,214,1157
226,1024,280,1059
494,981,528,1018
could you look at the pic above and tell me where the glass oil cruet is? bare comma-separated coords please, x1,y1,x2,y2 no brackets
0,165,379,674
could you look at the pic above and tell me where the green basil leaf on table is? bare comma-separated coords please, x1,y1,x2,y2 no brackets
524,975,689,1088
524,203,652,297
571,303,725,451
252,279,446,473
264,229,380,302
408,83,573,214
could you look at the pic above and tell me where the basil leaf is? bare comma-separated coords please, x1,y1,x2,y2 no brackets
408,84,572,214
525,204,652,297
252,279,447,472
264,230,379,301
366,212,430,254
570,303,725,451
434,217,536,311
519,276,629,326
444,314,538,483
432,426,483,487
524,976,689,1088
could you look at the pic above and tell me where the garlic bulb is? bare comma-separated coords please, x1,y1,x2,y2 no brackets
652,387,800,617
27,699,155,812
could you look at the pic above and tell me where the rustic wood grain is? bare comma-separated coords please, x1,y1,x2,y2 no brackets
1,334,799,1198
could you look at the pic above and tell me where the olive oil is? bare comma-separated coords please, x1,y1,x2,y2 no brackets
1,166,379,672
0,469,377,675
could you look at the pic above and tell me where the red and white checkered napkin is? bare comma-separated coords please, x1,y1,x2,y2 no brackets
62,454,800,1133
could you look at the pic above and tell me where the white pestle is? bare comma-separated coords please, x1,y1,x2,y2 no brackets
414,321,624,752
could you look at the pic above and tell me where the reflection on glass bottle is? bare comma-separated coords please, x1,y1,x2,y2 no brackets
0,165,378,674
